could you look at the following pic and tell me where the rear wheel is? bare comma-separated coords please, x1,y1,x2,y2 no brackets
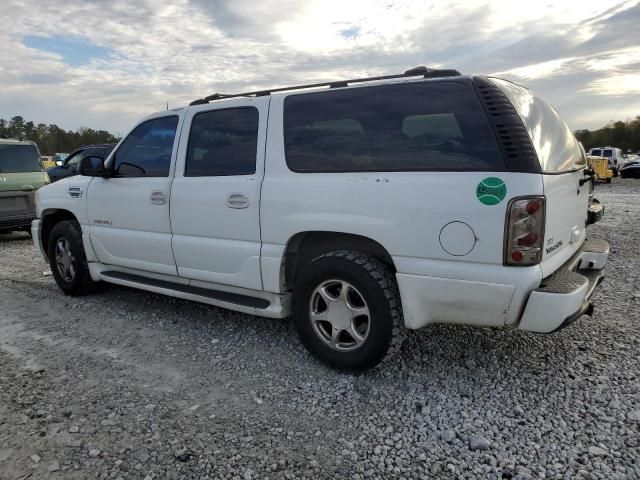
292,250,404,371
47,220,96,295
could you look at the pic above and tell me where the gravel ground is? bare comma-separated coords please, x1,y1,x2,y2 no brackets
0,179,639,480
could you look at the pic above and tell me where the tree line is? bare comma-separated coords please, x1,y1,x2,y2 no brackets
574,116,640,154
2,113,638,157
0,116,119,156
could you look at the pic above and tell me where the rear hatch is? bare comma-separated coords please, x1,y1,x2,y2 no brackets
0,143,48,220
487,78,591,276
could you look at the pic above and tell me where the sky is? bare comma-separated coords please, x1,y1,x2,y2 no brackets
1,0,639,135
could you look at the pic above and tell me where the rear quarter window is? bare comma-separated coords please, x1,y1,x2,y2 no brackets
489,77,586,173
283,81,504,173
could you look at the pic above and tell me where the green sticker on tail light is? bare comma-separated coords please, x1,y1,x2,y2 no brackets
476,177,507,205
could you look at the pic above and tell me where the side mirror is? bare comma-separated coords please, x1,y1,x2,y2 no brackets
79,156,107,177
55,160,64,166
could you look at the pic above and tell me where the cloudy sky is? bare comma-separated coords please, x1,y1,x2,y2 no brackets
1,0,638,135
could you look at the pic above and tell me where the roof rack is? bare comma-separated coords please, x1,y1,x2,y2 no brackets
189,66,461,106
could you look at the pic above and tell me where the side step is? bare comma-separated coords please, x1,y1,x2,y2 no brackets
100,271,270,309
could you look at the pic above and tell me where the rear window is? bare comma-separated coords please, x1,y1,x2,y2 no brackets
602,150,612,157
284,81,503,173
489,78,586,173
0,144,41,173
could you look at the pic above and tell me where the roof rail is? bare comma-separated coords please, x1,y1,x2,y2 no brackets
189,66,461,106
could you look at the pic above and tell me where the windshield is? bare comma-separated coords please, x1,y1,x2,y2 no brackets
0,144,41,173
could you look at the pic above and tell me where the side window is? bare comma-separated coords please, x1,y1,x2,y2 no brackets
591,149,602,156
64,151,84,166
284,81,503,173
185,108,258,176
113,116,179,177
602,149,612,158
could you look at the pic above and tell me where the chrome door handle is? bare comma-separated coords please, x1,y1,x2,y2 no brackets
150,190,167,205
226,193,249,209
68,187,83,198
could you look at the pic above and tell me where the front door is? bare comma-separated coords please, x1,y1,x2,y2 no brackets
87,115,182,276
170,98,269,290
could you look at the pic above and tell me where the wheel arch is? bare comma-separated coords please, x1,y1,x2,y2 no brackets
282,231,396,290
40,209,80,259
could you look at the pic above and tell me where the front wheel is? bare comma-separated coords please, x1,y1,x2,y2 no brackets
47,220,96,295
292,250,404,371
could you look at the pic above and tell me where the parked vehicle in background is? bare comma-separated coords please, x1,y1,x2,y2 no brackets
587,156,613,183
588,147,624,176
33,67,609,370
41,155,57,169
46,144,116,183
620,160,640,178
0,138,49,234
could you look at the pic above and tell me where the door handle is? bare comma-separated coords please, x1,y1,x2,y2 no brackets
226,193,249,209
150,190,167,205
68,186,83,198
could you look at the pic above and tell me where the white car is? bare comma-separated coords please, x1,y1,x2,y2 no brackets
588,146,625,176
32,67,609,370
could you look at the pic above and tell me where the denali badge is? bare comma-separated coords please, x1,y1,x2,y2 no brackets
545,240,563,254
93,219,112,225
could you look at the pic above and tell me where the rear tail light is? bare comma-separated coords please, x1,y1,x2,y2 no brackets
505,196,545,266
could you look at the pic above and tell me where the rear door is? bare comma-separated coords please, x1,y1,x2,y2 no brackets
170,98,268,290
490,78,590,276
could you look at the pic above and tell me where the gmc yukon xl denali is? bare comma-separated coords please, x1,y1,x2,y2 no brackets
32,67,609,370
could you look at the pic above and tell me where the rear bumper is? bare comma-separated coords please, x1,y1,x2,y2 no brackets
0,190,36,231
518,239,609,333
0,213,35,231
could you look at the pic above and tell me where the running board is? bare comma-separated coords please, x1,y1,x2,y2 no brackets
100,270,271,309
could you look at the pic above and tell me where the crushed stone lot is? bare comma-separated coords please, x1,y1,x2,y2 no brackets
0,180,639,480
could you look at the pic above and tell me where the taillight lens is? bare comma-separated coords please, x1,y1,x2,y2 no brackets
505,196,545,266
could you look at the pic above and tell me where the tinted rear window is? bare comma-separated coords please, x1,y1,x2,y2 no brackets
590,149,602,156
0,144,41,173
284,81,503,173
186,107,258,176
602,150,612,157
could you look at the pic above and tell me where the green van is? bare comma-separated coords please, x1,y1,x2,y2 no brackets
0,139,50,234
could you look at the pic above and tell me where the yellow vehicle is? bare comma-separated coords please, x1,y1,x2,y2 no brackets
41,155,57,169
587,156,613,183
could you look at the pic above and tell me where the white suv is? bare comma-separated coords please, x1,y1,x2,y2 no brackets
32,67,609,370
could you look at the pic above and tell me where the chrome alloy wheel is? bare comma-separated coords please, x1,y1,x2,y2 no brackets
55,237,76,283
309,279,371,351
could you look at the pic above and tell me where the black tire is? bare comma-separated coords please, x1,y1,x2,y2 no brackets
606,177,612,184
292,250,404,371
612,168,619,177
22,226,32,237
47,220,96,296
